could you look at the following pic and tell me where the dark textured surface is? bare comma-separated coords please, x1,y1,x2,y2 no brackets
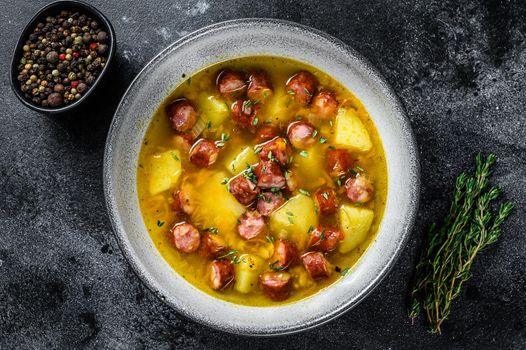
1,0,525,349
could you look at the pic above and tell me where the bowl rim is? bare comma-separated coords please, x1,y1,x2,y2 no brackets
103,18,420,336
9,0,116,114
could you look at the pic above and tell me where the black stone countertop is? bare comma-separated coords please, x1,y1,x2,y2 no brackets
1,1,524,349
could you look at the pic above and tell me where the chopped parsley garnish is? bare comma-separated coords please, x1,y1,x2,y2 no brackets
204,227,219,234
319,231,326,241
307,225,314,234
271,187,281,193
254,146,263,154
156,220,164,227
348,168,358,176
287,90,296,95
286,211,294,216
340,267,350,276
268,151,277,162
319,137,327,144
304,87,313,97
336,178,342,187
311,129,318,138
299,150,308,158
171,152,179,161
299,188,311,196
243,165,258,184
216,133,230,148
252,117,259,126
265,235,275,244
355,165,365,172
328,145,336,150
206,120,212,130
295,116,302,121
269,260,285,271
218,249,237,260
321,192,330,200
221,177,229,185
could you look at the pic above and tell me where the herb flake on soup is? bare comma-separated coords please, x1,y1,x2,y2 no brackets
137,56,387,306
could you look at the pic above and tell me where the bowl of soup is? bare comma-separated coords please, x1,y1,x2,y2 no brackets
104,19,419,335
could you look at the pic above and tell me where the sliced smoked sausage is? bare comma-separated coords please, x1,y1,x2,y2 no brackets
256,137,291,166
345,175,374,203
166,99,198,132
326,148,353,178
189,139,219,167
287,120,317,150
247,71,273,103
286,71,318,105
229,174,260,205
209,260,235,290
254,160,286,189
200,233,228,259
314,187,338,215
271,239,298,270
237,211,266,240
231,99,259,131
171,222,200,253
301,252,331,280
259,271,292,301
311,90,338,120
306,225,344,252
255,125,278,143
256,191,285,216
216,70,247,100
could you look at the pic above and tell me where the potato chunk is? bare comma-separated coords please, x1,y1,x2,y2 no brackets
338,204,374,253
260,87,295,125
148,150,182,196
225,146,259,175
333,107,372,152
269,194,318,250
188,170,246,243
197,94,230,130
234,254,265,293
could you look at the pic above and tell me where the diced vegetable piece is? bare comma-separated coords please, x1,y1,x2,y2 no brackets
338,204,374,253
234,254,265,293
197,94,230,130
148,150,182,195
269,194,318,250
293,145,326,186
260,87,295,124
189,170,246,240
225,146,259,175
333,107,372,152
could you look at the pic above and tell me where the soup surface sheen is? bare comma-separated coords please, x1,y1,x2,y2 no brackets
137,56,387,306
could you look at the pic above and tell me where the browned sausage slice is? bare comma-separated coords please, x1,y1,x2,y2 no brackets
287,120,317,149
314,187,338,215
228,174,260,205
166,99,198,132
306,225,344,252
237,211,266,240
171,189,195,215
256,192,285,216
326,148,354,178
257,137,291,166
216,70,247,100
231,100,259,131
171,222,201,253
271,239,298,269
301,252,331,280
200,233,228,259
286,71,318,105
247,71,273,103
254,160,286,189
345,175,374,203
259,271,292,301
209,260,235,290
284,169,301,192
311,90,338,119
255,125,278,143
173,133,194,153
189,139,219,167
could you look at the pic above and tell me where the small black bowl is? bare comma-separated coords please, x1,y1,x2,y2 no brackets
10,0,116,114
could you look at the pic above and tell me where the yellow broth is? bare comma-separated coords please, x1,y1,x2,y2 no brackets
137,56,387,306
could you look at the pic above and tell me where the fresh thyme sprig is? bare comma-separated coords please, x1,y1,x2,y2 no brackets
408,154,514,334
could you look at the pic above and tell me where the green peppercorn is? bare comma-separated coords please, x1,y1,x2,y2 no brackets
65,53,72,61
52,69,60,76
68,72,76,80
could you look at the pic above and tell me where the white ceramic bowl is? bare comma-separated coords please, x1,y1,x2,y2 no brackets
103,19,420,336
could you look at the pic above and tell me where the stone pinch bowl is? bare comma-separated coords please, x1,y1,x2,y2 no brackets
10,0,116,114
103,19,420,336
